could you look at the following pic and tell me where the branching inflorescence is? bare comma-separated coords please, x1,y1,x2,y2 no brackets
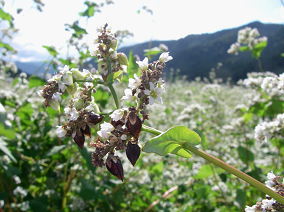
40,24,172,181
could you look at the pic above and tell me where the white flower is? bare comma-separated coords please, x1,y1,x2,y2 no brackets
13,176,21,184
0,102,5,113
97,122,114,139
59,65,70,74
48,74,61,83
64,107,79,121
58,82,67,92
56,126,67,138
52,92,61,101
122,89,137,102
13,186,27,197
244,205,256,212
267,172,276,180
254,122,271,142
261,199,275,209
159,52,173,63
136,57,148,71
128,74,141,90
110,109,126,121
144,82,163,105
227,43,240,55
265,171,276,188
62,71,73,85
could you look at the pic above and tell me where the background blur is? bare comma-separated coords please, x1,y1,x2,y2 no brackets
0,0,284,211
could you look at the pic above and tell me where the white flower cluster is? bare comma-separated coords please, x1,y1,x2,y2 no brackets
245,172,281,212
228,27,267,55
40,65,94,111
91,24,128,77
240,72,284,98
254,113,284,142
122,52,172,105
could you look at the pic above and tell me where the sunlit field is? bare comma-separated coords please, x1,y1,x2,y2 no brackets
1,1,284,211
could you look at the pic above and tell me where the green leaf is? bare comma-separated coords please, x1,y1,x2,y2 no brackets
79,1,97,18
281,53,284,57
252,40,267,59
237,146,254,163
28,76,45,88
144,48,161,57
47,145,66,156
236,189,246,208
239,46,249,52
93,87,110,108
0,139,16,162
66,22,87,38
0,8,13,24
0,123,16,139
0,41,15,52
194,164,214,179
113,70,123,80
42,45,58,57
143,126,201,158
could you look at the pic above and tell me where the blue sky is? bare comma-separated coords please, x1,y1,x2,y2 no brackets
3,0,284,62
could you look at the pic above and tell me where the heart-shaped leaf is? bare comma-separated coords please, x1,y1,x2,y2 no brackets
143,126,201,158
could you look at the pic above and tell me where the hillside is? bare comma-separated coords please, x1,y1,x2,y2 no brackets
120,21,284,81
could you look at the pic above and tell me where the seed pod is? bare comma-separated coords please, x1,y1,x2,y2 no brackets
87,113,103,125
73,131,85,148
126,110,142,138
126,142,141,166
81,125,91,137
106,156,124,181
117,53,128,66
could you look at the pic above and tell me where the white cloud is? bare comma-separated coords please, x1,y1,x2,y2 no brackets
3,0,283,61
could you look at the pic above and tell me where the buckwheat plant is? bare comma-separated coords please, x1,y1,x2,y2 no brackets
40,24,284,205
228,27,267,71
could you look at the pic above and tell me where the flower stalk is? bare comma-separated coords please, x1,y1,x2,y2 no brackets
108,83,120,109
141,125,284,205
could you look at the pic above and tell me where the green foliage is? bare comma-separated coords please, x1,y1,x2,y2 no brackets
65,22,87,38
42,45,58,57
251,40,267,59
0,139,16,162
28,76,45,88
79,1,97,18
143,126,201,158
0,8,13,25
0,41,15,52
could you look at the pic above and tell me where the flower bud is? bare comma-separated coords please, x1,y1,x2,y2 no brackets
110,39,118,50
117,53,128,66
62,71,73,85
126,142,140,166
81,125,91,137
74,99,84,110
72,69,86,80
86,113,103,125
126,110,142,138
73,131,85,148
106,155,124,181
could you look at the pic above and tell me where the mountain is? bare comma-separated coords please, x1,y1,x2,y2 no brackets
15,61,55,78
16,22,284,82
120,21,284,82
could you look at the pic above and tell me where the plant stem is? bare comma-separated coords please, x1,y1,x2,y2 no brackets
257,58,264,72
141,125,284,204
108,83,120,109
